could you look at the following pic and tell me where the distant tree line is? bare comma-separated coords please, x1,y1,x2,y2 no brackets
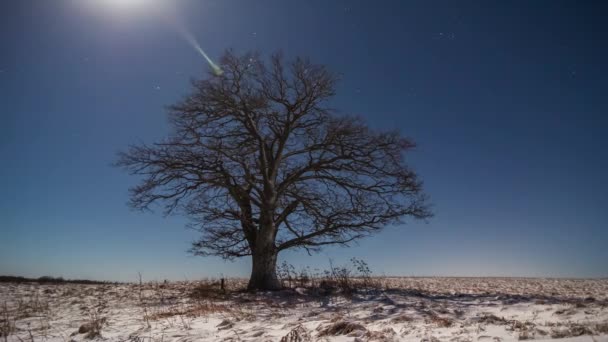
0,275,118,285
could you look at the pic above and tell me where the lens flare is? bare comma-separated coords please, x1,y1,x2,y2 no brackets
171,23,223,76
161,11,223,76
88,0,223,76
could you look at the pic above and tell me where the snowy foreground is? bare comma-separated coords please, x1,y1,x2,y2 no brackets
1,278,607,342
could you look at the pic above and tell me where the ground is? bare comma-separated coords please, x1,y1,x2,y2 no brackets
1,277,607,342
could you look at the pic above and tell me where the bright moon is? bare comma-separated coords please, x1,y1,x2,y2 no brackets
104,0,148,9
82,0,223,76
91,0,167,14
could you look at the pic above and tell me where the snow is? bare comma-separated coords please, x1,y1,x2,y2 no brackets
1,277,607,341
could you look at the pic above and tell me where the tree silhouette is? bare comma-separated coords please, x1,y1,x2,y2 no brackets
116,51,431,290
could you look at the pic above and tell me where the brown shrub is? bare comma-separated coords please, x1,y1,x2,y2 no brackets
364,328,397,341
77,317,106,339
390,314,413,323
429,315,453,328
518,330,532,340
216,319,233,330
596,323,608,334
190,283,226,300
478,314,509,325
280,325,312,342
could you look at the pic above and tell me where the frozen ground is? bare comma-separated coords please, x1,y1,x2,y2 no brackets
1,277,607,342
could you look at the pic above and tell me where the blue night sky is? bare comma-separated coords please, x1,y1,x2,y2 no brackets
1,1,607,281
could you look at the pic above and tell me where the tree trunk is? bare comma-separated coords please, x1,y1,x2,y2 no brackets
247,247,281,291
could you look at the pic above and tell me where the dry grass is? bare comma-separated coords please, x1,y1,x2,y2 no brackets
14,293,50,319
429,314,453,328
1,277,607,341
550,324,594,338
317,320,367,336
148,302,231,320
1,302,14,342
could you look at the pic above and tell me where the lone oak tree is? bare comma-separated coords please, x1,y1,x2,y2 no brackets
116,51,431,291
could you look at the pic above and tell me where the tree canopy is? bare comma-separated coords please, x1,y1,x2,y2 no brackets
116,51,431,289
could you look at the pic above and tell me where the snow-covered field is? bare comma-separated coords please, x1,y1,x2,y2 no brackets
1,277,607,342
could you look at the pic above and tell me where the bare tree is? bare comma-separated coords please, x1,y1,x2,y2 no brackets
116,51,431,290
